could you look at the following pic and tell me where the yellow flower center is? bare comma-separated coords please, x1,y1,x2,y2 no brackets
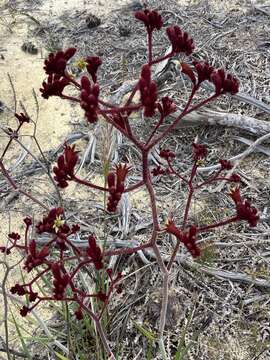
53,216,65,232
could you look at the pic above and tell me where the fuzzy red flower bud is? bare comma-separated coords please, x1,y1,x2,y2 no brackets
159,149,176,161
24,240,50,272
219,159,233,170
211,69,239,95
20,306,30,317
15,112,30,124
86,56,102,83
44,48,76,76
75,308,84,320
158,96,177,117
10,284,26,296
40,74,70,99
166,220,200,257
80,75,100,123
87,235,103,270
192,143,207,160
139,64,157,117
166,26,194,55
107,164,130,212
135,9,163,32
53,145,79,188
229,187,259,227
193,61,214,85
36,207,66,234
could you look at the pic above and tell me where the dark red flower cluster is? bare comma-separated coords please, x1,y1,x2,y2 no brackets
51,262,70,300
10,283,26,296
139,64,157,117
166,26,194,55
11,284,37,302
229,187,259,227
24,240,50,272
86,56,102,83
107,164,130,212
20,306,30,317
157,96,177,117
211,69,239,95
40,74,70,99
166,220,200,257
135,9,163,32
36,207,65,234
219,159,233,170
80,76,100,123
53,145,79,188
15,112,30,124
193,61,214,85
87,235,103,270
151,165,169,177
44,48,76,76
192,143,207,161
159,149,176,161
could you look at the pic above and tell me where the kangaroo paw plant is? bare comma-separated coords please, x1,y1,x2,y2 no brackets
0,8,259,359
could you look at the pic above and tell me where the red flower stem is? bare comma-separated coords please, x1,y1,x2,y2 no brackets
167,238,181,271
101,104,141,114
1,123,23,161
69,259,93,280
0,160,49,211
142,151,160,232
149,51,174,66
167,161,188,183
27,267,51,286
101,111,144,150
148,91,218,150
104,242,151,257
145,114,165,145
147,30,153,64
72,175,109,192
195,169,222,189
79,301,115,359
197,216,238,232
124,180,144,193
64,73,81,88
195,176,236,189
124,83,139,107
60,94,80,102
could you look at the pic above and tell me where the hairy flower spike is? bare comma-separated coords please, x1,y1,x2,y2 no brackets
86,56,102,83
192,143,207,161
211,69,239,95
166,26,194,55
219,159,233,170
87,235,103,270
24,240,50,272
51,262,70,300
159,149,176,161
15,112,30,124
166,220,200,257
44,48,76,76
40,74,70,99
158,96,177,117
53,145,79,188
193,61,214,85
107,164,130,212
139,64,157,117
229,187,259,227
80,75,100,123
135,9,163,32
36,208,66,234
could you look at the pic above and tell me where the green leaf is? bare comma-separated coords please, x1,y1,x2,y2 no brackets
54,351,70,360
